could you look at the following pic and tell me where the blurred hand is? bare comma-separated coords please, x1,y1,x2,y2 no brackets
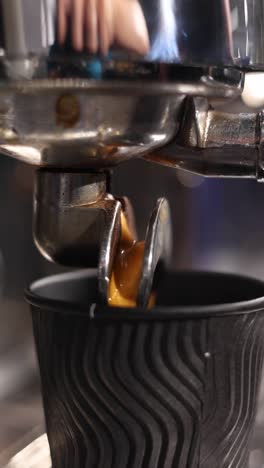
58,0,150,55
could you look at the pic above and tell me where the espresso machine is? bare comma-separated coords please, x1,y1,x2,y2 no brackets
2,0,264,466
0,0,263,301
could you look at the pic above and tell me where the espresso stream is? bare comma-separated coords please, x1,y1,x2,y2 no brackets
108,212,155,308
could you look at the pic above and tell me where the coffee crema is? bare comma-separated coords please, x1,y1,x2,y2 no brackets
108,212,155,308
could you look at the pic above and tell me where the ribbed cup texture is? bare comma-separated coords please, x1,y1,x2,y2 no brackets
31,307,264,468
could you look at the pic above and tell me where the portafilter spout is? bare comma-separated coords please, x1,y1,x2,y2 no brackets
34,170,172,306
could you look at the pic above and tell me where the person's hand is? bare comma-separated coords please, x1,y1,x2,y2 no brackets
58,0,113,53
112,0,150,55
57,0,149,55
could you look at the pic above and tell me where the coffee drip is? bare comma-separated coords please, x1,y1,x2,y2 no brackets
108,212,155,308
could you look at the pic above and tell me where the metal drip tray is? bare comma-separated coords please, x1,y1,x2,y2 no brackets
4,435,51,468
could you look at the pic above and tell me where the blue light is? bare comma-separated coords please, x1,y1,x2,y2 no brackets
148,0,179,62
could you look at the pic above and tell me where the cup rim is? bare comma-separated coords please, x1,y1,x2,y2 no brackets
25,269,264,320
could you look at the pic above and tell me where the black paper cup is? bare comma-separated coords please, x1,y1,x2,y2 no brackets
26,270,264,468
